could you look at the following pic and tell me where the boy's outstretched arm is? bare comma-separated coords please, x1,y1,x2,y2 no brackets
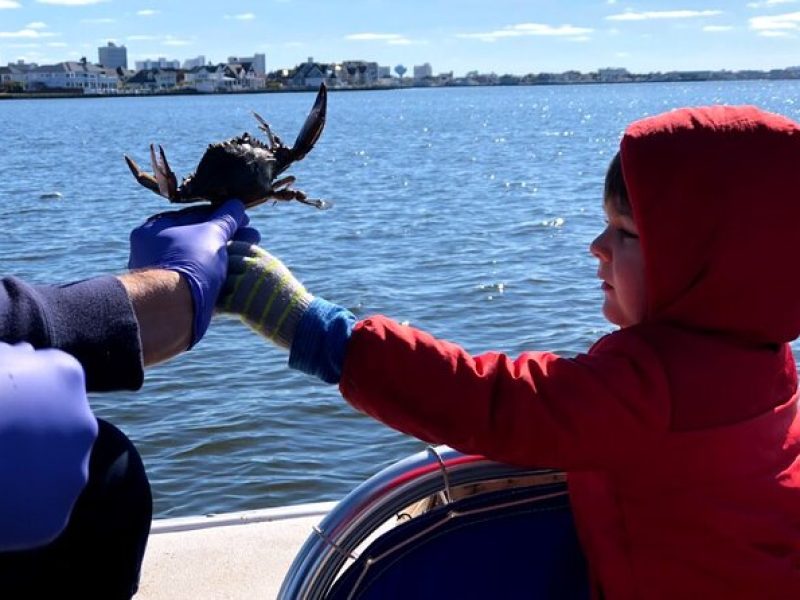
219,243,670,471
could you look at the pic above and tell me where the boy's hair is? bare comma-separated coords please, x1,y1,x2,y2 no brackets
604,152,631,216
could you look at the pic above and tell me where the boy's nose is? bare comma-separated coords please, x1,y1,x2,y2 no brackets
589,234,610,261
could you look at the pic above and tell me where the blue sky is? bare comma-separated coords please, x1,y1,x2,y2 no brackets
2,0,800,75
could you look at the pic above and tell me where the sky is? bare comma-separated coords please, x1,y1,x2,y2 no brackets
2,0,800,76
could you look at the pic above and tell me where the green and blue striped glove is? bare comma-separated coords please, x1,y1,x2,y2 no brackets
217,242,313,349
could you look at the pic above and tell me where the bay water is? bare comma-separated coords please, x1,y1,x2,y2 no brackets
1,80,799,517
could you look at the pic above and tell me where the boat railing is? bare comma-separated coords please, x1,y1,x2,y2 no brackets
278,445,574,599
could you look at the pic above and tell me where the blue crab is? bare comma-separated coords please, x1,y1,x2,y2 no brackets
124,83,329,209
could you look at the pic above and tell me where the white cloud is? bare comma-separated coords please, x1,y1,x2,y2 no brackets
163,35,192,46
26,21,48,29
703,24,733,31
607,10,722,21
747,0,797,8
456,22,593,42
225,13,255,20
0,28,56,38
137,9,159,16
344,32,425,45
0,0,21,8
36,0,106,5
750,10,800,35
346,33,408,42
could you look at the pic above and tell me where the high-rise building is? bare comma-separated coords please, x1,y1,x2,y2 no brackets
135,57,181,70
413,63,433,80
182,56,207,70
98,42,127,69
227,53,266,75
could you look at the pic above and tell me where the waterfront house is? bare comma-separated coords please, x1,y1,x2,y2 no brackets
184,65,225,92
25,60,119,94
183,63,264,92
291,58,334,88
226,61,266,90
0,67,12,89
339,60,380,86
124,68,183,92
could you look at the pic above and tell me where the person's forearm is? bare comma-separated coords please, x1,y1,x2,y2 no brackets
117,270,193,366
0,275,143,391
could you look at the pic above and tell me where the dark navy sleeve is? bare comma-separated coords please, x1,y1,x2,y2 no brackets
0,275,144,392
289,297,355,384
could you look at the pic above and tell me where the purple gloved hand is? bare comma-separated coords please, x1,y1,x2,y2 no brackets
0,342,98,551
129,199,260,347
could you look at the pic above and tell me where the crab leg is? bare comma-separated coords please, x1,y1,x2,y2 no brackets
253,112,278,148
262,188,332,210
271,175,296,190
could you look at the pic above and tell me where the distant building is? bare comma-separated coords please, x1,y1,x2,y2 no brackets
377,65,392,79
597,67,630,83
339,60,379,85
291,57,333,88
413,63,433,80
98,42,127,69
182,55,207,70
183,65,227,93
26,60,119,93
228,53,265,75
125,68,182,92
135,57,180,70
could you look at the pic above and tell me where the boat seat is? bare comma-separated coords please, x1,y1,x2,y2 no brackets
279,446,589,599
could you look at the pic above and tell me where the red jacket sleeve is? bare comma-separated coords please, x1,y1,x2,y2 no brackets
340,316,671,470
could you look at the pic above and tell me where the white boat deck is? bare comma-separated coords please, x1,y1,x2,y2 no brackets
134,502,336,600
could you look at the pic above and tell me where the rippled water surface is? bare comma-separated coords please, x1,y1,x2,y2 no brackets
2,81,799,517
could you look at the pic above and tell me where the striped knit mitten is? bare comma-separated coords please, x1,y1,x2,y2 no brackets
217,242,313,350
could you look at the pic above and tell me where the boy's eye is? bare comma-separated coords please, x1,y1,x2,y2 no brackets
618,228,639,240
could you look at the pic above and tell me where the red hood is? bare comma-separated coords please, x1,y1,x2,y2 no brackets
620,105,800,345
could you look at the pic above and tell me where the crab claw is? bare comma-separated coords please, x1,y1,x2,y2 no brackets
150,144,179,200
124,146,180,201
253,83,327,177
125,154,161,195
290,82,327,164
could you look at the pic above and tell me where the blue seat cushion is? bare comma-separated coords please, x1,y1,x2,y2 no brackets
327,482,590,599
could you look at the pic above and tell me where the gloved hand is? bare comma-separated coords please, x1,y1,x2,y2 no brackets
0,342,98,551
217,242,313,349
129,199,260,347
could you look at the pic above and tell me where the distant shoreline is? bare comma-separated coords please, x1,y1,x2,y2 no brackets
0,86,384,100
2,75,799,101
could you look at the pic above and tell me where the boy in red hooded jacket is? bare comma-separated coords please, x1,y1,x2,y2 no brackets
219,105,800,598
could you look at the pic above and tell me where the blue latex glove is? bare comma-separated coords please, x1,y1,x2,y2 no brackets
129,199,260,347
0,342,98,551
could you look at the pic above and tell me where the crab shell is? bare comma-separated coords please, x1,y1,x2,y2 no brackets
124,83,328,209
175,134,284,205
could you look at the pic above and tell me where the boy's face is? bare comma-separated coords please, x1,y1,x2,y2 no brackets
589,199,646,328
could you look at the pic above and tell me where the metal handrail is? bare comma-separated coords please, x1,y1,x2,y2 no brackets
278,445,562,599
